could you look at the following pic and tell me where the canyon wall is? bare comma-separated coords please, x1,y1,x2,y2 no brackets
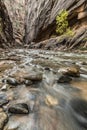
0,0,13,48
24,0,87,49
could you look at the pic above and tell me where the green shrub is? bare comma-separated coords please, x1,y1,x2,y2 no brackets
56,10,73,36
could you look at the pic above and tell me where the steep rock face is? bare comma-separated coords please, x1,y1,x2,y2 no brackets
4,0,25,44
0,0,13,48
24,0,87,44
28,27,87,50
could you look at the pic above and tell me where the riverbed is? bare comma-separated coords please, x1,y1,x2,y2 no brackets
0,49,87,130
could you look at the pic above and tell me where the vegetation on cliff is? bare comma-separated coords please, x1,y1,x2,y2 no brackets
56,10,73,36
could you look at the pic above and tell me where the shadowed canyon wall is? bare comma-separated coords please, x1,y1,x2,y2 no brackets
0,0,13,48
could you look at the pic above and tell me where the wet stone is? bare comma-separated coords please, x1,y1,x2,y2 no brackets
44,67,50,71
24,80,33,86
45,95,58,106
1,84,7,91
0,94,9,107
57,74,72,83
81,62,87,65
11,70,43,83
58,65,80,77
8,103,29,114
0,108,8,129
24,72,43,81
2,78,19,86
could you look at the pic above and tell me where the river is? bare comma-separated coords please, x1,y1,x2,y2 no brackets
0,49,87,130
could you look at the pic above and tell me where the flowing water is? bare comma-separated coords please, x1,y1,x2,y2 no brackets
0,49,87,130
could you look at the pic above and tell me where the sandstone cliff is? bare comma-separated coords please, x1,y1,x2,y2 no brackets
4,0,25,45
24,0,87,50
0,0,13,48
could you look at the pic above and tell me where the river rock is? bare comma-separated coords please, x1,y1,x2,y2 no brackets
1,84,7,91
11,70,43,83
57,74,72,83
0,93,9,107
23,72,43,81
2,78,19,86
8,103,29,114
0,108,8,129
45,95,58,106
24,80,33,86
58,65,80,77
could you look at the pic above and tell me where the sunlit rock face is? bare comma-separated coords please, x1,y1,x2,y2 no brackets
24,0,87,44
4,0,25,40
0,0,13,48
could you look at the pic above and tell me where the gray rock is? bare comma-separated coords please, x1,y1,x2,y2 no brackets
57,74,72,83
2,78,19,86
24,72,43,81
6,78,19,86
8,103,29,114
0,93,9,107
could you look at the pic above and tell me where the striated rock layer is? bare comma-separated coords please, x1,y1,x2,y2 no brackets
4,0,25,45
28,26,87,50
24,0,87,48
0,0,14,48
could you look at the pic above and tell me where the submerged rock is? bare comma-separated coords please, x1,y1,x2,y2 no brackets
45,95,58,106
8,103,29,114
70,98,87,128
